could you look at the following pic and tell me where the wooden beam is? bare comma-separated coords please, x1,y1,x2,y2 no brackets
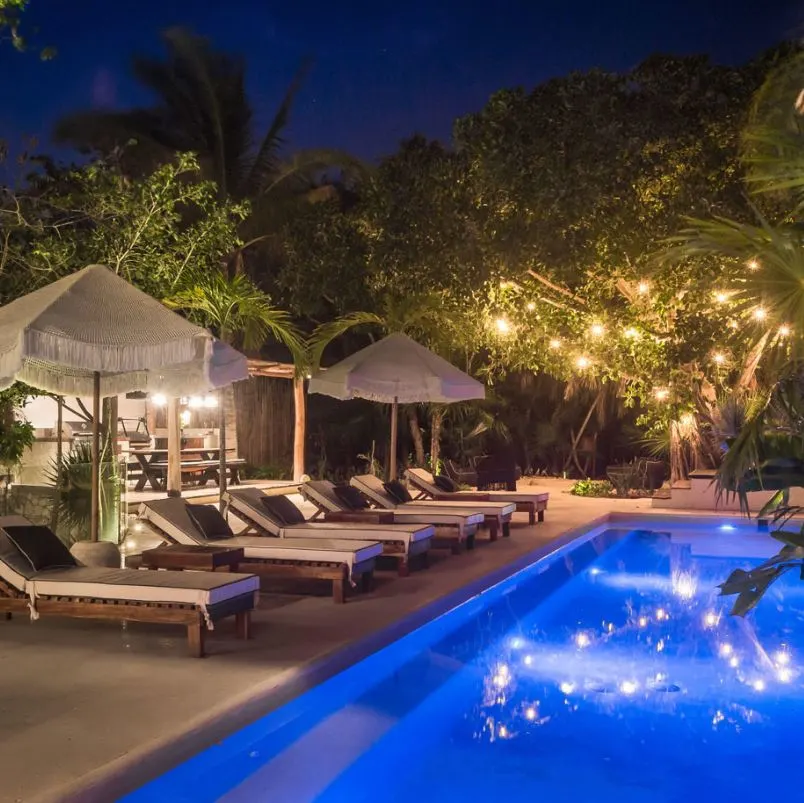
293,376,306,481
167,397,181,497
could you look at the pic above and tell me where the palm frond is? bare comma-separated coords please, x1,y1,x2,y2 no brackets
307,312,383,371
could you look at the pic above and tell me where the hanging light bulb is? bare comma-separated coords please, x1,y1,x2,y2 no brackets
150,393,167,407
747,259,760,271
637,280,650,295
590,323,605,337
549,338,561,349
624,327,640,339
779,324,791,337
752,307,767,321
654,388,669,401
575,356,591,369
526,301,536,311
713,291,729,304
495,318,511,334
712,352,726,365
728,320,739,330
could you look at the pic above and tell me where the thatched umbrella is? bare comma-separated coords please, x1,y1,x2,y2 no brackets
308,333,484,479
0,265,248,541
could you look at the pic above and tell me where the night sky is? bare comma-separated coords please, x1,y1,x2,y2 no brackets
0,0,800,167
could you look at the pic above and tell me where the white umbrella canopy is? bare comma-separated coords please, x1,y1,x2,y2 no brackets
308,333,485,478
0,265,247,396
0,265,249,540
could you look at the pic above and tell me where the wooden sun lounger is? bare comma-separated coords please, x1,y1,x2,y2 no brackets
224,487,434,576
300,480,482,554
139,499,381,603
405,468,549,525
350,475,515,540
0,518,257,657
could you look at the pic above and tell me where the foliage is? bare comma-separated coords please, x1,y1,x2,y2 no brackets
0,418,34,477
569,479,613,497
243,463,290,480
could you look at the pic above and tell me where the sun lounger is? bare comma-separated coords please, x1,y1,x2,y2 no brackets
139,498,381,603
224,487,434,575
0,516,257,657
300,479,483,554
405,467,549,525
350,475,516,540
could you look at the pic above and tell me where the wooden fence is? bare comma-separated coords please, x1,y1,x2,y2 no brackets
233,376,294,473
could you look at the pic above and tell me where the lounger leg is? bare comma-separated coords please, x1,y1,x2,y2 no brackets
187,622,206,658
235,611,251,640
361,571,374,593
4,612,11,620
333,579,347,604
451,540,464,555
466,533,476,551
488,519,499,541
538,509,545,523
398,557,410,577
503,520,511,538
529,508,536,526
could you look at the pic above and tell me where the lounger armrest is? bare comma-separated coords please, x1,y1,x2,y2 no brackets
323,511,397,525
433,492,492,502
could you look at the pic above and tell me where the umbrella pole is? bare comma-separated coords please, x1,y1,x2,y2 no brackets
90,371,100,542
167,398,181,497
389,397,399,481
218,387,227,513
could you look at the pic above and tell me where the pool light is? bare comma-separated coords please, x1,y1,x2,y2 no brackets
774,650,791,666
574,632,591,648
751,679,766,692
525,707,537,721
655,608,668,621
638,616,648,628
672,572,697,600
729,656,740,668
509,637,524,649
718,642,733,657
588,567,602,576
523,655,533,666
559,682,575,695
703,612,719,628
777,668,793,683
619,680,638,695
498,725,508,738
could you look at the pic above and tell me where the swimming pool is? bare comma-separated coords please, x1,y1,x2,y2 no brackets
125,515,803,802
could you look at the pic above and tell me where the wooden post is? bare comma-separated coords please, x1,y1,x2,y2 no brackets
218,387,227,513
167,397,181,497
389,397,399,481
55,396,63,484
90,372,101,542
293,376,306,481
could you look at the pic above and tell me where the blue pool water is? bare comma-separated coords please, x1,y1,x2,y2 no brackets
126,517,804,802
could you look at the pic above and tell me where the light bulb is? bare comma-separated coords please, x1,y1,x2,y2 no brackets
718,642,733,657
619,680,638,695
498,724,508,737
575,632,591,648
525,707,536,720
523,655,533,666
590,323,605,337
704,612,718,627
751,679,766,692
637,281,650,294
777,668,792,683
638,616,648,628
203,395,218,408
654,388,669,401
188,396,203,409
747,259,760,271
713,352,726,365
526,301,536,311
779,324,791,337
151,393,167,407
774,650,791,666
549,339,561,349
624,327,640,339
575,356,590,369
714,291,729,304
495,318,511,334
655,608,668,621
559,682,575,695
729,656,739,668
752,307,767,321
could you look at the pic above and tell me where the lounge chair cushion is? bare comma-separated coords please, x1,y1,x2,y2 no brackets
334,484,370,511
433,475,459,492
260,494,305,526
384,479,412,504
186,504,234,541
3,525,77,572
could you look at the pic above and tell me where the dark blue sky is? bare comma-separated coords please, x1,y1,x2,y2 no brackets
0,0,800,164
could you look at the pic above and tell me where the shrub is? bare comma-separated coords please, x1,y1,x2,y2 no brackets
570,479,614,497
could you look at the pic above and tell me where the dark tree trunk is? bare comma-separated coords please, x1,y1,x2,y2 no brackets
430,408,444,472
407,407,425,466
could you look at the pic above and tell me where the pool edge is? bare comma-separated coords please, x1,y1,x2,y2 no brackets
42,512,615,803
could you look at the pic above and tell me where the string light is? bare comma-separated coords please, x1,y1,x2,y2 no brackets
654,388,669,402
637,281,650,295
779,324,791,337
549,339,562,350
747,259,760,271
575,356,591,369
713,291,730,304
712,352,726,365
526,301,536,311
150,393,167,407
590,323,605,337
624,327,640,339
752,307,767,321
495,318,511,334
728,320,739,330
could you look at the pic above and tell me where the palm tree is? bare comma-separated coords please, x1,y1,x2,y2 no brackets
54,28,364,204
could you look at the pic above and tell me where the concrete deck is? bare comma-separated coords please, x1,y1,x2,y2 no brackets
1,481,653,803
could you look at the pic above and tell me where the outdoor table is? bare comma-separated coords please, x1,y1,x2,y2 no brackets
128,448,244,491
140,543,245,572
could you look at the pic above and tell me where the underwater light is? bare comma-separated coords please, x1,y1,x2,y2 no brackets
559,682,575,695
751,679,766,692
619,680,639,695
523,655,533,666
777,668,793,683
718,524,736,532
704,612,719,628
729,656,740,668
509,637,524,649
575,632,591,648
525,707,537,720
718,643,733,657
774,650,791,666
638,616,648,628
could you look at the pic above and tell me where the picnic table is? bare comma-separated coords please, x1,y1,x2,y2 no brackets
127,447,246,491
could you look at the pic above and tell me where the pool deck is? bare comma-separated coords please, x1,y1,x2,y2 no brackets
3,481,657,803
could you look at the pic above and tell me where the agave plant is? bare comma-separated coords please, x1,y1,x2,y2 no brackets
45,441,120,543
